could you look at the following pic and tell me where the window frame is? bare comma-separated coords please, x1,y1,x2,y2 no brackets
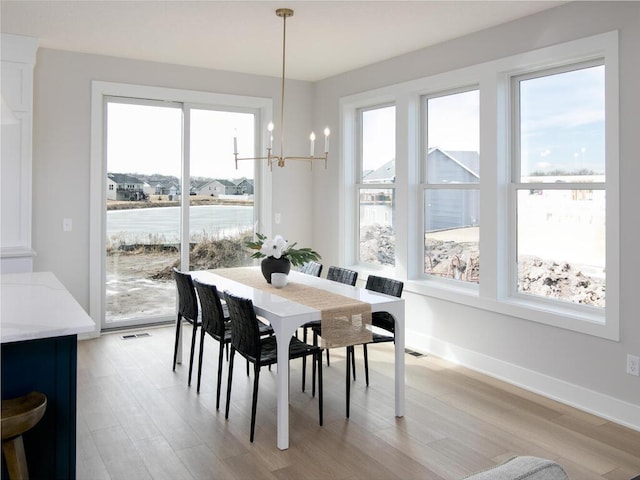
339,31,619,340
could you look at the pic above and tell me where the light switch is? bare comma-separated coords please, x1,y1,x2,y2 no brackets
63,218,72,231
275,213,281,224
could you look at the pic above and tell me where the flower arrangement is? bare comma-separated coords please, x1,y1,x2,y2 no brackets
245,233,321,267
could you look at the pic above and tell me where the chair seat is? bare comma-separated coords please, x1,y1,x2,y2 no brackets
244,336,321,367
371,330,394,343
1,392,47,440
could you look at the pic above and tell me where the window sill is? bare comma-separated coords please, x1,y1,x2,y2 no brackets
405,279,618,341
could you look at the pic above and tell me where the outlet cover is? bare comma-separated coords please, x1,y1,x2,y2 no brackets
627,354,640,376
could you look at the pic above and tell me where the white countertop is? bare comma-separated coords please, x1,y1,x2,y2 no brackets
1,271,95,343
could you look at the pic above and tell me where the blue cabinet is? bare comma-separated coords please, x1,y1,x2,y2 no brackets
2,335,78,479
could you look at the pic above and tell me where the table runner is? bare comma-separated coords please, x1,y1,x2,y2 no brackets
213,268,372,349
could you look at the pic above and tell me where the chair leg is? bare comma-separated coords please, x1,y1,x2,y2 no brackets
250,363,260,443
188,322,198,386
352,346,357,379
2,435,29,480
216,341,225,410
312,332,318,389
172,315,182,371
363,344,370,387
196,328,206,393
301,327,308,392
326,348,331,366
225,348,236,419
317,352,323,426
346,348,351,419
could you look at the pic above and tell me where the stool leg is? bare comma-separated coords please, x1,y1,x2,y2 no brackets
3,436,29,480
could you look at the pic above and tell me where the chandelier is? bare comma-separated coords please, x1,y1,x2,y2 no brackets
233,8,329,170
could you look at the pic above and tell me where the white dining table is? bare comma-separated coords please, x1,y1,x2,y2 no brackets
191,267,405,450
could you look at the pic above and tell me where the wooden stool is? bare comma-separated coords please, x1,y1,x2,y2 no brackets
1,392,47,480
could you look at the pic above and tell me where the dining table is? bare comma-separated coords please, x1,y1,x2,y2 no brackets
191,266,405,450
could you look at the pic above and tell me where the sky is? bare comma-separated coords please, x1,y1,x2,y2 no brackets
107,64,605,182
107,102,255,180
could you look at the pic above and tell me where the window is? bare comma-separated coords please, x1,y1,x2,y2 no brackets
422,88,480,284
358,105,396,266
341,31,618,339
512,63,606,308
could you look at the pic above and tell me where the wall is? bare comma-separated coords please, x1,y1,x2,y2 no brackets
312,1,640,428
32,49,315,316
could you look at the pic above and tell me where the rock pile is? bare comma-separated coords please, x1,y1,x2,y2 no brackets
360,225,605,307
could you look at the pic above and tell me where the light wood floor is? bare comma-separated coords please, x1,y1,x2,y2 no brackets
76,325,640,480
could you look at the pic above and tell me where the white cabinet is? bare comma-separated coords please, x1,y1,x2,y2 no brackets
1,33,38,273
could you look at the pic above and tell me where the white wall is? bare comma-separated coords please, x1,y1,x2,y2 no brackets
312,1,640,428
31,49,315,314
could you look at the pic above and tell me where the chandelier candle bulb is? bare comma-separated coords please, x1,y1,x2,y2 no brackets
310,132,316,156
324,127,330,153
268,122,274,150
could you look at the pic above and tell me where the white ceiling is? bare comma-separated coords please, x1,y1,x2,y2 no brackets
1,1,564,82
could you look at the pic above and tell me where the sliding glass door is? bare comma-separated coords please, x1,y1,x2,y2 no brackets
103,98,257,330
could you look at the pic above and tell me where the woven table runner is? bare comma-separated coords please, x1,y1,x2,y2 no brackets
214,268,372,349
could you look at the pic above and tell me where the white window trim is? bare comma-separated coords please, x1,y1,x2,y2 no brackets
89,81,272,332
340,31,619,341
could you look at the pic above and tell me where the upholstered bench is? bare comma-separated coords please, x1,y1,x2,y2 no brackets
463,456,569,480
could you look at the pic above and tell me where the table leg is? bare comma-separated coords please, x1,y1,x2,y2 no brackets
273,321,300,450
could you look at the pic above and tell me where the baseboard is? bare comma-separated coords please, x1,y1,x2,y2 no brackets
408,333,640,432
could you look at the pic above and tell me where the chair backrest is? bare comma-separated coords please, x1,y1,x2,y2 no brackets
365,275,403,298
173,268,198,321
326,266,358,286
365,275,403,333
223,291,262,361
299,261,323,277
193,279,226,340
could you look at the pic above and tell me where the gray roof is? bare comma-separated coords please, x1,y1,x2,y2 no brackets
438,149,480,177
107,173,143,184
363,159,395,183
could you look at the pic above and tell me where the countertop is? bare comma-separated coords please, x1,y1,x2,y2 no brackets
1,271,95,343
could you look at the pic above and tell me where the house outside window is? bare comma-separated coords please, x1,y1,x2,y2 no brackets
422,88,480,284
358,104,396,266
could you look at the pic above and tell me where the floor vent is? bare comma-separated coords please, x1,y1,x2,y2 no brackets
405,349,425,357
120,332,151,340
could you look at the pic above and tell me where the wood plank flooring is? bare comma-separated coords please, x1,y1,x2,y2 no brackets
76,325,640,479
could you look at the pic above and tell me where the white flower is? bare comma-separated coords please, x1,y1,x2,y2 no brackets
260,235,289,259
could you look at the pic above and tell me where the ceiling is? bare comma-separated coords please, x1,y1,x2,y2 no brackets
1,1,564,82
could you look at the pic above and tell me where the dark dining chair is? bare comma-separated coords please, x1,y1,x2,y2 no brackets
298,261,323,277
194,279,274,409
223,291,324,442
193,279,231,410
172,268,201,386
309,265,358,363
360,275,404,387
326,266,359,286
